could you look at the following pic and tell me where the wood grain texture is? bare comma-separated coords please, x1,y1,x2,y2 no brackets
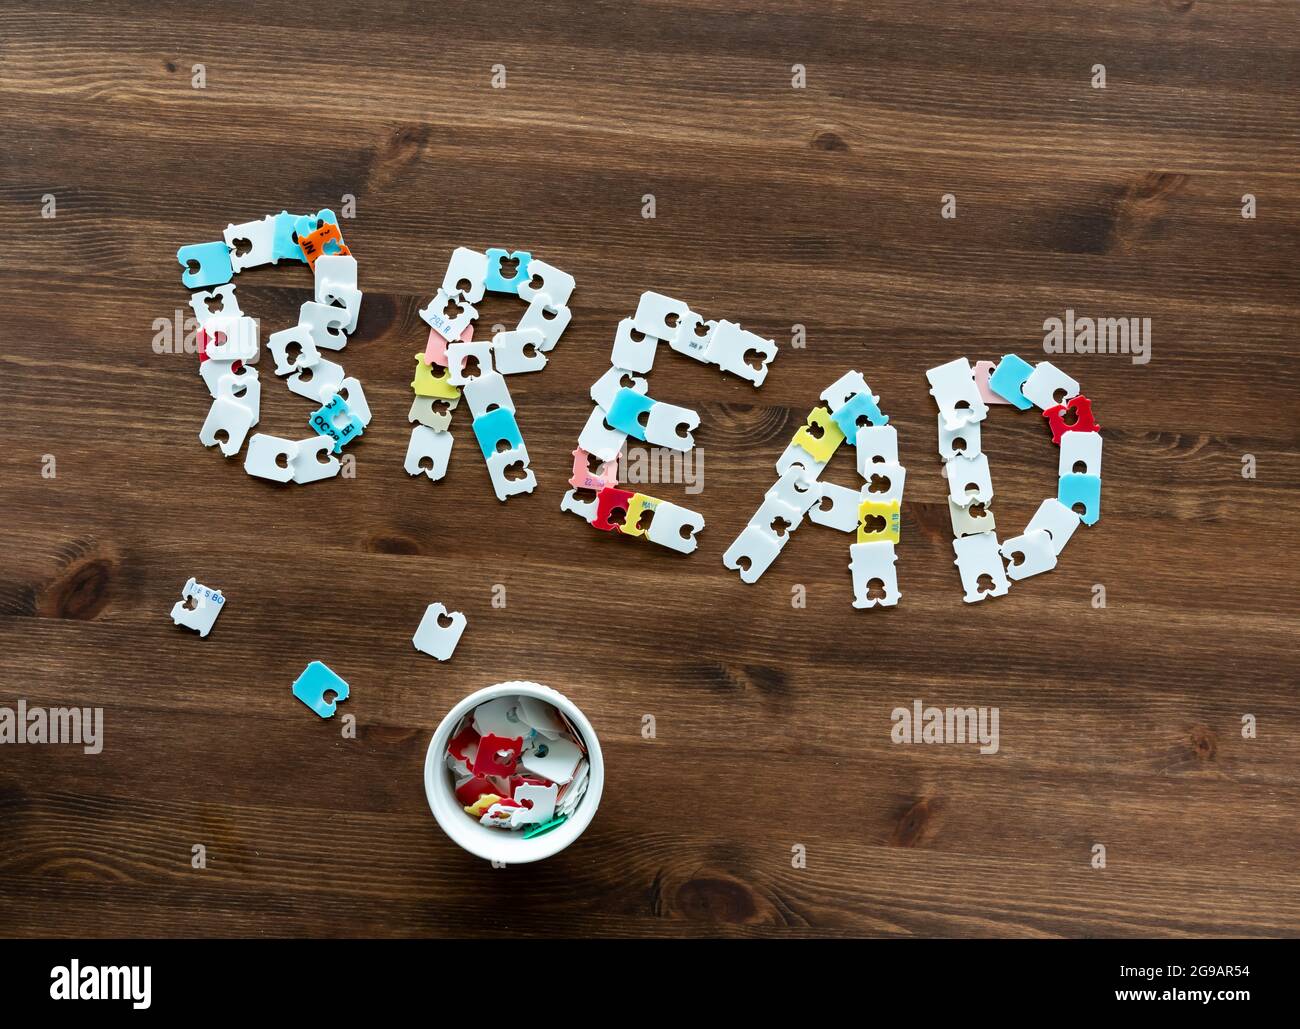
1,0,1298,938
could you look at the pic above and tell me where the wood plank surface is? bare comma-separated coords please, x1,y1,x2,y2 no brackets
0,0,1297,938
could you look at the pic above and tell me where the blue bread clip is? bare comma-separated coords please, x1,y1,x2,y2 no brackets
178,241,234,289
294,208,341,241
988,354,1034,410
272,211,306,263
484,248,532,293
292,660,349,718
831,390,888,440
605,388,656,440
309,394,364,453
472,407,524,460
1057,473,1101,526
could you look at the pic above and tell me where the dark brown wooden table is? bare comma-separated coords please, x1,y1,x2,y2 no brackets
2,0,1297,938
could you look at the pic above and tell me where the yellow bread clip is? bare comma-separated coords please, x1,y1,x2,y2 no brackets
791,406,845,463
857,499,901,543
464,794,502,817
623,493,661,538
412,353,461,399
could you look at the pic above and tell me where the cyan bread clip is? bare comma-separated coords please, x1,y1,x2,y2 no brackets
472,407,524,461
1058,473,1101,526
271,211,307,263
178,241,234,289
309,394,364,453
292,660,349,718
987,353,1035,410
484,248,532,293
831,388,889,440
605,387,656,441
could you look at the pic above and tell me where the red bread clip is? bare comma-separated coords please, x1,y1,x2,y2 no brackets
472,734,523,777
455,775,504,806
298,223,351,267
1044,395,1099,445
592,486,635,532
448,724,479,767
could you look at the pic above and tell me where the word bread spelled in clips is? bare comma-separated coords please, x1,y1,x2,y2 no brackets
932,354,1103,603
407,247,574,500
180,208,369,486
446,692,591,834
723,370,904,608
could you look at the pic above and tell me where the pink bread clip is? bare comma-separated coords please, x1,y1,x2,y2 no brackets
569,447,618,491
425,322,473,366
974,360,1012,405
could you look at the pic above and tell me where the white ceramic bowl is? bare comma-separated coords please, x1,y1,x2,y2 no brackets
424,681,604,863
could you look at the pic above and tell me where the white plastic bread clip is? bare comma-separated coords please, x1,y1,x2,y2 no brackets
405,426,453,481
170,577,226,637
1021,361,1079,411
952,531,1010,603
926,357,988,432
491,328,548,375
849,540,900,608
708,320,776,387
999,529,1057,581
723,524,786,583
413,602,467,661
644,500,703,554
243,434,299,483
486,446,537,502
610,317,659,373
290,436,341,484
